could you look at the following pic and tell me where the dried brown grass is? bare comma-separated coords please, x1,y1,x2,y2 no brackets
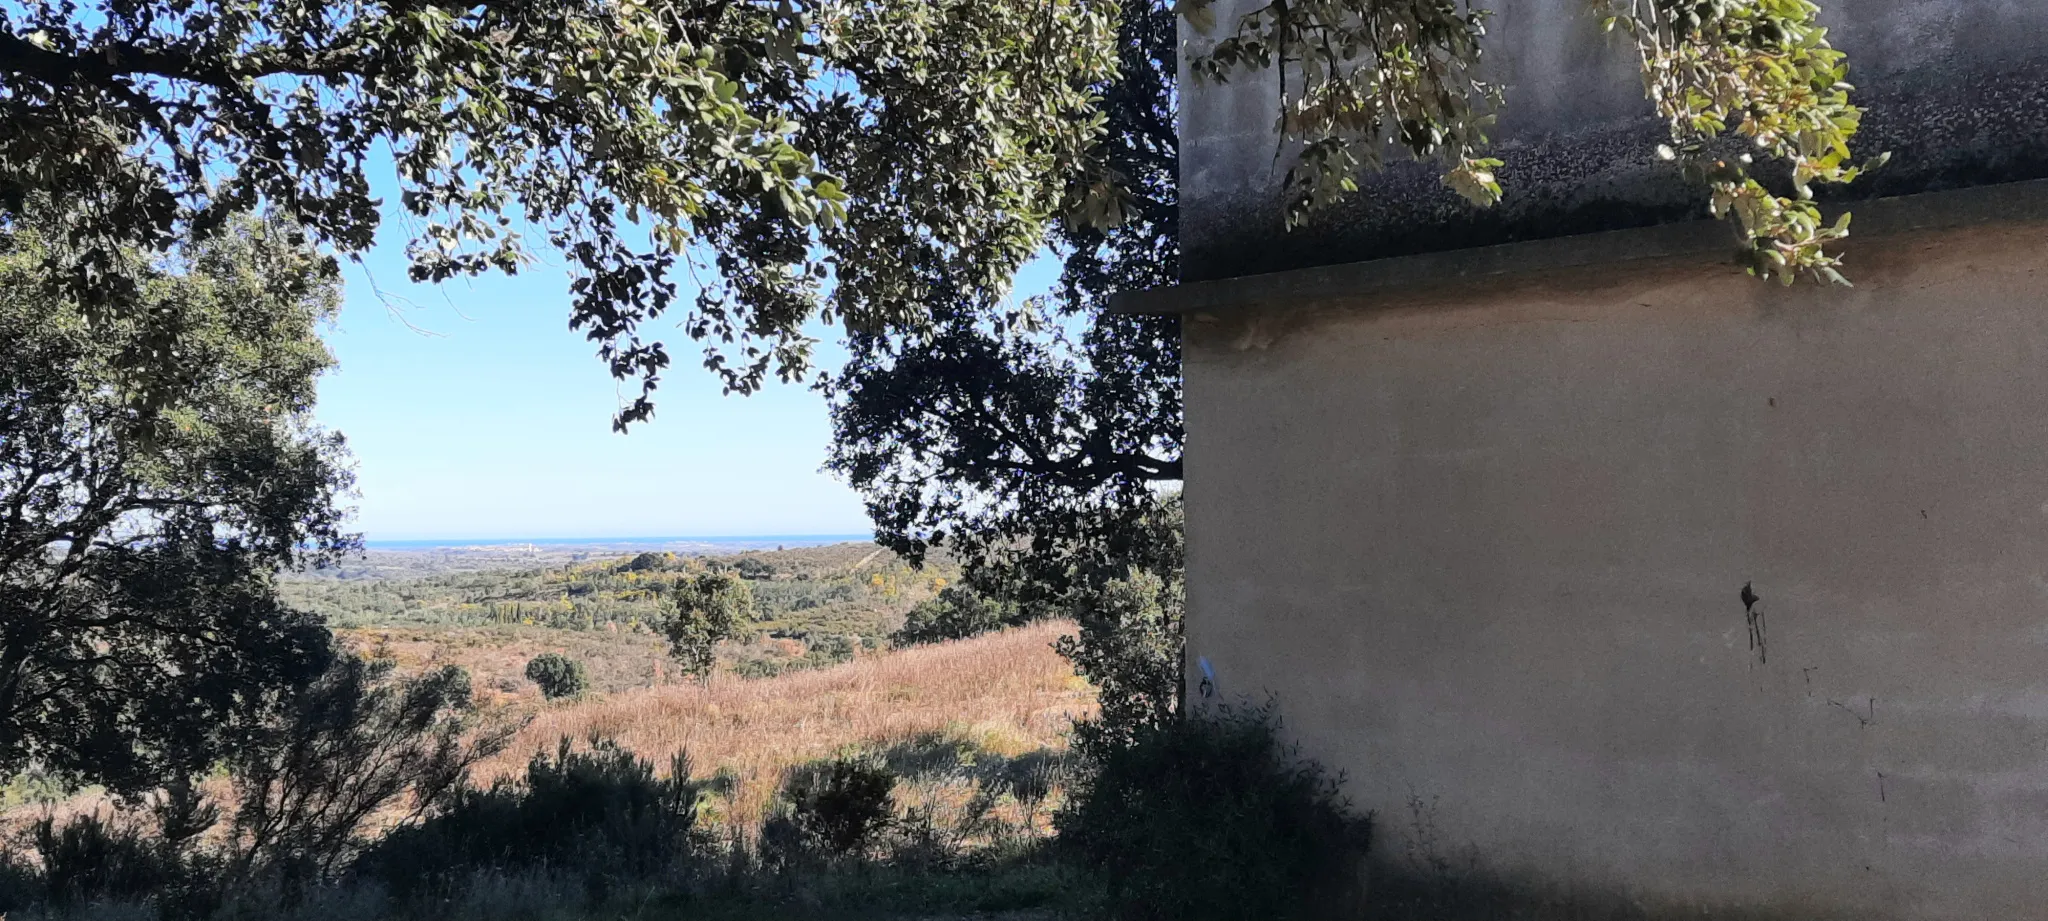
334,624,679,705
2,622,1092,848
480,620,1095,827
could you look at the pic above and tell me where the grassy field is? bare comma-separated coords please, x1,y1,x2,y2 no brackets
6,572,1093,848
484,620,1094,831
1,621,1102,921
5,545,1101,920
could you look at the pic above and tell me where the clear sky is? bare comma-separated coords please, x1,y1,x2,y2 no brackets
314,177,1057,542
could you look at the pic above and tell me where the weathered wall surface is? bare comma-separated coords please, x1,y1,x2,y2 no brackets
1181,0,2048,282
1182,223,2048,919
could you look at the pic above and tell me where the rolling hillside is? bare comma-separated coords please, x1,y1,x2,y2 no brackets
285,542,966,694
485,620,1094,831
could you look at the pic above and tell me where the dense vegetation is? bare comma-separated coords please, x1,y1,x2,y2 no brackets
0,216,354,797
277,543,958,689
0,646,1370,921
1060,706,1373,920
286,544,948,637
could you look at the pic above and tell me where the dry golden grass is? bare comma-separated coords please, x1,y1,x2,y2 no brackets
2,621,1092,850
335,624,675,705
480,620,1095,827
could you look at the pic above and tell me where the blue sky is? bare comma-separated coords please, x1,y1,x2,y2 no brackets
315,184,1058,542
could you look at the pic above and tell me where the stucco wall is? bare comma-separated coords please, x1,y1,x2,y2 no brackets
1182,223,2048,919
1180,0,2048,282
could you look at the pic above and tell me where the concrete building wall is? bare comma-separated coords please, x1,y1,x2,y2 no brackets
1182,222,2048,919
1180,0,2048,281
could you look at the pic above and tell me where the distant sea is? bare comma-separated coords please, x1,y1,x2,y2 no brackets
364,534,873,552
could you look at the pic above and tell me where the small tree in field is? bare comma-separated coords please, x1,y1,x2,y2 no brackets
524,654,587,700
660,573,756,679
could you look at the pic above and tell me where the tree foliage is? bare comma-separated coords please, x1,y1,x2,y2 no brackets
891,586,1027,647
826,0,1184,735
826,0,1180,588
1186,0,1875,281
0,216,354,795
660,571,757,677
1055,499,1185,754
1600,0,1878,282
1,0,1122,425
524,652,588,700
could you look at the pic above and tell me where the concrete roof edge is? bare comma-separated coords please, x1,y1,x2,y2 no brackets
1110,179,2048,316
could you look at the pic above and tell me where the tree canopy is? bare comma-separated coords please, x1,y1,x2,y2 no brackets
661,571,756,677
828,0,1186,738
0,216,354,794
2,0,1871,444
1,0,1120,425
826,0,1180,588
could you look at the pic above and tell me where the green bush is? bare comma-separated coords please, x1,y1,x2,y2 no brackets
523,652,587,699
357,738,708,899
663,572,757,678
0,848,37,916
30,812,177,909
805,632,857,665
777,756,898,855
1056,707,1372,921
1058,570,1183,756
892,586,1026,646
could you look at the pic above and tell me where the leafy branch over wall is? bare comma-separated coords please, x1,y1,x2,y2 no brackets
1182,0,1880,283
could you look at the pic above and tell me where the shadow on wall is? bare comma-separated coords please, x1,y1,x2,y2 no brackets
1362,794,1877,921
1363,866,1879,921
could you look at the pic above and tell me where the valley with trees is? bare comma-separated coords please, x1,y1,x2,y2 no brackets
1,0,1893,915
285,542,967,692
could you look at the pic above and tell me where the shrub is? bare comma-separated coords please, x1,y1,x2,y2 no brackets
1056,707,1372,921
524,653,587,700
892,586,1026,646
358,737,708,899
1057,570,1183,756
779,756,898,855
0,655,499,918
806,633,857,665
13,780,229,920
227,658,500,886
31,812,176,909
0,847,38,915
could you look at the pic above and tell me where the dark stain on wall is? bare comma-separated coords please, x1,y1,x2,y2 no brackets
1743,582,1766,665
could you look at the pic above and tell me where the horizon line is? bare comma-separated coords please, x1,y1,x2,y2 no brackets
361,533,875,547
